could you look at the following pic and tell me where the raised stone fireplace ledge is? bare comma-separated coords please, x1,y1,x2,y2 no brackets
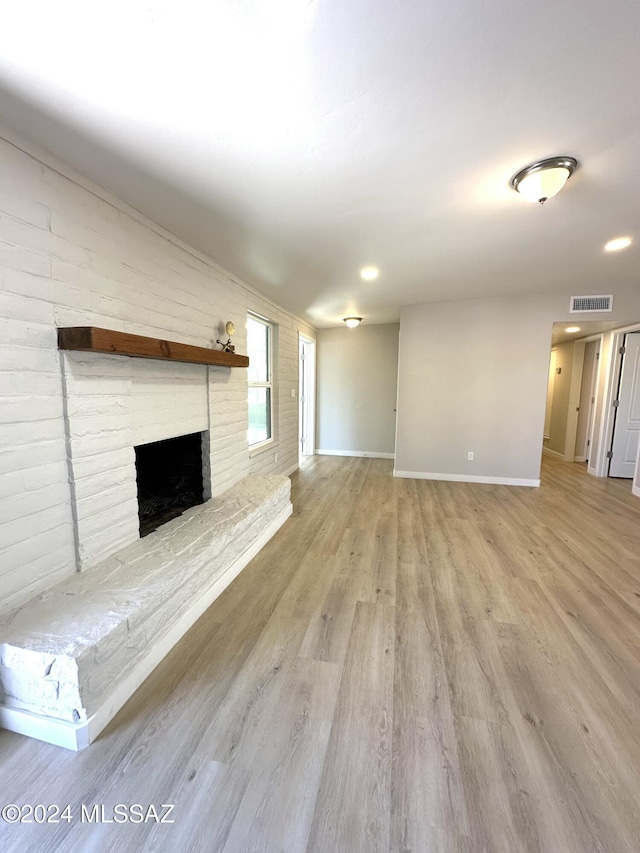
0,474,292,750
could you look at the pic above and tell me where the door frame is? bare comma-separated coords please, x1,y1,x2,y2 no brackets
298,334,316,461
543,347,558,444
547,335,603,464
592,322,640,485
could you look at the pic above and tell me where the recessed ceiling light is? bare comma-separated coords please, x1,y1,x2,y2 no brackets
343,317,362,328
360,266,379,281
604,236,632,252
511,156,578,204
565,326,581,333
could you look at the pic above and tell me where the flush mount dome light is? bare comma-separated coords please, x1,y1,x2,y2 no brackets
565,326,581,333
511,156,578,204
343,317,362,328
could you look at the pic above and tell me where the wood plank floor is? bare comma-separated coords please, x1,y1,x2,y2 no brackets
1,456,639,852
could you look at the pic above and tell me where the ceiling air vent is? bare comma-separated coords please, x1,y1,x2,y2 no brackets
569,294,613,313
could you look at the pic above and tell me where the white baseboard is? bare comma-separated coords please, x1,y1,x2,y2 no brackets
542,447,565,461
393,469,540,487
632,484,640,498
0,705,89,751
315,449,395,459
0,504,293,751
283,462,299,476
573,455,587,463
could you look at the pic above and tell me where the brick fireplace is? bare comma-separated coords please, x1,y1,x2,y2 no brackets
60,350,221,570
1,343,294,749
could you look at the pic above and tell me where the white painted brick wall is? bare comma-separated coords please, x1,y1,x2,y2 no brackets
0,127,315,612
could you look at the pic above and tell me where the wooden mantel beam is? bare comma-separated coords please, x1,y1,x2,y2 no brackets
57,327,249,368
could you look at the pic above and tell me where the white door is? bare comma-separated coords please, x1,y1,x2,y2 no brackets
609,332,640,478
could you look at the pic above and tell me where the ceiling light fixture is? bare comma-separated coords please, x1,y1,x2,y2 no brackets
604,236,632,252
360,266,379,281
343,317,362,328
511,156,578,204
565,326,581,333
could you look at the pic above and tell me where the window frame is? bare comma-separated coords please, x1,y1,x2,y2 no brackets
247,312,274,451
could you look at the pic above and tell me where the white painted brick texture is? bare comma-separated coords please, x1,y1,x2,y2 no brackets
0,128,315,613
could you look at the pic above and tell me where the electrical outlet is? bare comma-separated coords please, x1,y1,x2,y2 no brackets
467,451,474,461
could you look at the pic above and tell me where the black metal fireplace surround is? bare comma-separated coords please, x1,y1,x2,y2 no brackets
134,432,205,537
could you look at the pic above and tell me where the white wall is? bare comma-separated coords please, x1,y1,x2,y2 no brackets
395,291,640,485
0,126,314,613
316,323,399,457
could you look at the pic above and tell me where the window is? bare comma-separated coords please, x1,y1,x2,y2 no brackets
247,314,273,447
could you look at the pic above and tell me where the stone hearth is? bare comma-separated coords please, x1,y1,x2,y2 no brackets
0,474,292,749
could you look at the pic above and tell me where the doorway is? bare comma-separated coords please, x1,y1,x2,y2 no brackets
542,336,599,464
542,321,617,469
299,335,316,462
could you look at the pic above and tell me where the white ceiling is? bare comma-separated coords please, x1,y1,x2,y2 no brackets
1,0,639,327
551,321,622,346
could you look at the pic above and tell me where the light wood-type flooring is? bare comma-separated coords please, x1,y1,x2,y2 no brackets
1,455,639,853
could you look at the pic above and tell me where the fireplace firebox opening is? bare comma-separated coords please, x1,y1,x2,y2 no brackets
134,432,205,537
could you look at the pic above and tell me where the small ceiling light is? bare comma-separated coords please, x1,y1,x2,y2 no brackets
511,156,578,204
565,326,581,333
604,236,632,252
360,266,379,281
343,317,362,328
